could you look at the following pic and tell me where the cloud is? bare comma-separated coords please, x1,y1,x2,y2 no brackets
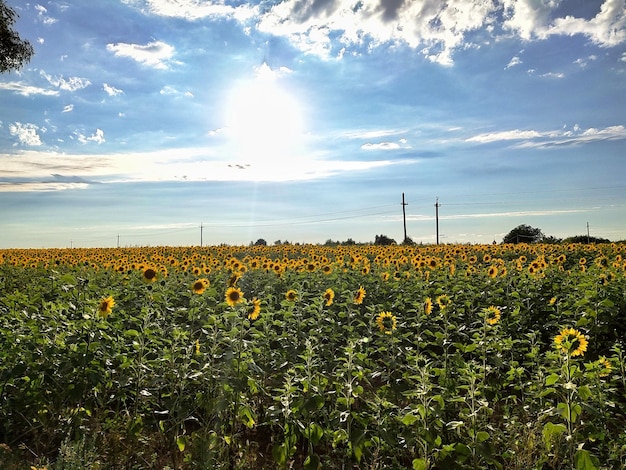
62,104,74,113
35,4,57,25
9,123,43,146
0,147,405,190
549,0,626,47
505,56,522,69
540,71,565,79
134,0,258,22
573,55,597,68
76,129,105,145
467,124,626,147
40,72,92,91
160,85,193,97
103,83,124,96
106,40,175,69
0,81,59,97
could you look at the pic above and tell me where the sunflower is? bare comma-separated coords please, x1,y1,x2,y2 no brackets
598,356,612,377
423,297,433,315
192,278,209,295
554,327,588,357
143,267,158,282
285,289,298,302
483,306,501,325
487,266,498,278
323,288,335,307
98,296,115,318
376,311,397,334
436,294,451,311
354,286,366,305
194,339,201,356
225,287,244,307
248,298,261,320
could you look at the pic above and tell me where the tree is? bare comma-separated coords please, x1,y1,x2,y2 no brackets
374,234,397,245
1,1,34,73
502,224,545,244
562,235,611,244
254,238,267,246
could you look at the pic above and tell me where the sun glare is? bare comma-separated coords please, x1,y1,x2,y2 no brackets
225,75,305,168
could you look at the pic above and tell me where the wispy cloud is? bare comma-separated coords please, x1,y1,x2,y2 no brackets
62,104,74,113
0,81,59,97
137,0,258,22
75,129,105,145
505,56,522,69
466,124,626,148
40,72,92,91
0,147,406,191
106,41,175,70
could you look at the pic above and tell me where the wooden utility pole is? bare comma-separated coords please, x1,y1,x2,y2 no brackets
435,197,440,245
200,222,203,247
401,193,408,243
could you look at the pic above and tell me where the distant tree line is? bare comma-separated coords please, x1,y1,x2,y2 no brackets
247,225,618,247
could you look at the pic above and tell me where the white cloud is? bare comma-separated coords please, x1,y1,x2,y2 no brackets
76,129,105,145
9,122,43,146
505,56,522,69
361,142,401,151
106,40,175,69
40,72,92,91
0,81,59,97
133,0,258,22
62,104,74,113
549,0,626,47
103,83,124,96
35,4,57,25
159,85,193,97
467,124,626,147
0,147,404,188
540,71,565,78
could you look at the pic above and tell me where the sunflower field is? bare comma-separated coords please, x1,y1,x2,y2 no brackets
0,243,625,469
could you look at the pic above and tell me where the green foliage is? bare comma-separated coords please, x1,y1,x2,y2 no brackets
0,242,625,469
0,0,34,73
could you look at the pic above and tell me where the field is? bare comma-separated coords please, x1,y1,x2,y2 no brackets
0,243,625,469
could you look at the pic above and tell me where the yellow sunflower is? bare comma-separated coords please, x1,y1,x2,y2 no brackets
376,311,397,335
598,356,612,377
423,297,433,315
436,294,451,311
98,296,115,318
324,288,335,307
142,267,158,282
554,327,588,357
354,286,366,305
483,305,501,325
225,287,244,307
248,298,261,320
285,289,298,302
192,278,209,295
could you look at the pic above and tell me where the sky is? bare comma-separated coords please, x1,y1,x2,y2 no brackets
1,0,625,248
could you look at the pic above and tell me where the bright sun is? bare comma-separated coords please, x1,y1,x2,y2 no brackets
225,75,304,167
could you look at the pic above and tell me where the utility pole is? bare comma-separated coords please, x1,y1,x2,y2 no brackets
401,193,408,243
435,197,440,245
586,222,590,243
117,233,120,248
200,222,203,247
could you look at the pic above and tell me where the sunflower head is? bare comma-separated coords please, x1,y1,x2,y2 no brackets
248,298,261,320
436,294,451,311
323,288,335,307
354,286,366,305
285,289,298,302
225,287,244,307
483,305,501,325
142,267,158,282
192,278,209,295
376,311,397,335
98,296,115,318
554,327,588,357
423,297,433,315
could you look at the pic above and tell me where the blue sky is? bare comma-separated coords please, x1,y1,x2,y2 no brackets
1,0,625,248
